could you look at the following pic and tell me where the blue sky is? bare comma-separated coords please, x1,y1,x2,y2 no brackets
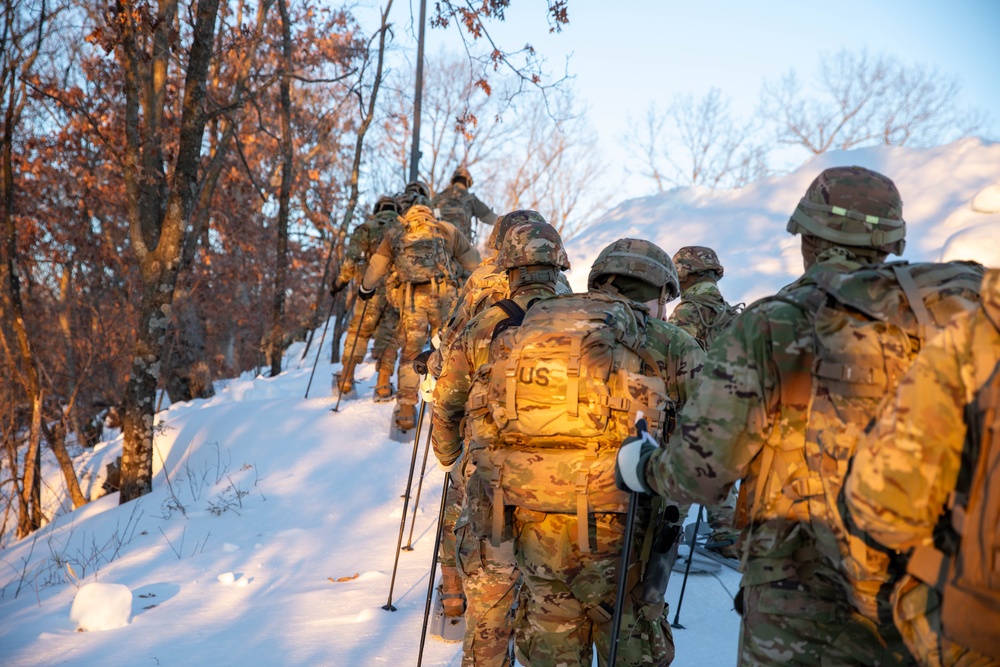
382,0,999,196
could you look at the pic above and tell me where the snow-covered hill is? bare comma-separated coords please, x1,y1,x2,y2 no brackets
2,138,998,666
567,137,1000,305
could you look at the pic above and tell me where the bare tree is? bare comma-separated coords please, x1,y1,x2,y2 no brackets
625,88,768,192
760,48,987,154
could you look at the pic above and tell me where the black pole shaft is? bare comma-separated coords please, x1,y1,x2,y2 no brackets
608,491,639,666
304,296,338,399
408,0,427,183
331,298,369,412
382,399,427,611
671,504,704,629
416,471,451,667
403,420,434,550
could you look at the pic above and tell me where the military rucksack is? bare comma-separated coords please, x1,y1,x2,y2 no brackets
907,355,1000,658
433,189,473,239
764,260,984,622
683,295,743,349
392,217,454,285
468,291,670,552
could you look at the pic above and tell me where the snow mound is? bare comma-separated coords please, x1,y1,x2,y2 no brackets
972,182,1000,213
69,582,132,632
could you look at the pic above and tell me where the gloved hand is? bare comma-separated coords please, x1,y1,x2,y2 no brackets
329,280,346,297
615,420,658,494
412,348,433,375
419,373,437,403
357,284,375,301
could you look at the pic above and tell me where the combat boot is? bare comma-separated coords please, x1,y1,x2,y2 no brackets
394,403,417,431
429,565,466,643
439,565,466,617
373,364,395,403
332,356,362,398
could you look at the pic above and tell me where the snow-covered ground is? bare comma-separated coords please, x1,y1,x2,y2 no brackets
1,138,998,666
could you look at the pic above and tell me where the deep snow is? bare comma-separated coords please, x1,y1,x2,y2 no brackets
1,138,998,666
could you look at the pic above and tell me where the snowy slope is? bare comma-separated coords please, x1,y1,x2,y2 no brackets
566,138,1000,304
0,344,741,666
3,138,998,666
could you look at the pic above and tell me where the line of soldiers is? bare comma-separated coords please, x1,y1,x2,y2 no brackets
334,164,999,666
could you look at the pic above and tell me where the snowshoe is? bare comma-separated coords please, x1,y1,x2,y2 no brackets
695,544,741,571
671,543,722,574
388,411,414,443
331,373,358,401
428,587,466,643
373,383,395,403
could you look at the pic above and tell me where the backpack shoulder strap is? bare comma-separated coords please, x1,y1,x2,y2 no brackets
491,299,527,342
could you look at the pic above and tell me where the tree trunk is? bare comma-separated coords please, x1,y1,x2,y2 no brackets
164,286,215,403
44,422,88,509
268,0,294,377
117,0,222,504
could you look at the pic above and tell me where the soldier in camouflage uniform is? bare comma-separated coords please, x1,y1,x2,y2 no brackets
331,195,401,399
399,180,432,213
432,213,570,666
668,246,741,558
845,269,1000,667
617,166,915,666
488,238,700,667
360,204,480,432
432,166,498,241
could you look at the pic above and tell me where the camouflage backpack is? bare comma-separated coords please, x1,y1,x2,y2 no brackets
764,260,983,622
433,188,473,239
680,293,743,349
392,207,454,285
907,322,1000,657
468,291,670,551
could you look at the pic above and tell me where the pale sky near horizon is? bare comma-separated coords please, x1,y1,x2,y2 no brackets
382,0,1000,198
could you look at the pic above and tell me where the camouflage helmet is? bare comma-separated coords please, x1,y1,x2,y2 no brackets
405,180,431,199
587,238,680,302
787,166,906,256
487,210,530,250
496,211,570,271
673,246,723,281
373,195,399,215
451,165,473,188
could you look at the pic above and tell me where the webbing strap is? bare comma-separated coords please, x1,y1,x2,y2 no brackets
567,337,582,417
505,347,522,420
892,264,933,337
575,443,598,554
490,449,511,548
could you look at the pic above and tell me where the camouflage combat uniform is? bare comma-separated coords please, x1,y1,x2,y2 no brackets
335,203,400,393
629,166,920,666
433,213,568,666
432,170,498,242
361,205,480,428
845,269,1000,667
668,246,742,556
644,247,911,666
497,239,698,667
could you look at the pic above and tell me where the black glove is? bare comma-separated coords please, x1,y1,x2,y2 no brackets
412,348,433,376
357,284,375,301
615,418,658,494
329,281,346,297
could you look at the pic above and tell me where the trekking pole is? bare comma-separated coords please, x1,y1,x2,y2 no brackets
331,298,369,412
609,416,649,666
403,420,434,551
304,295,338,399
382,399,427,612
671,504,705,629
416,471,452,667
